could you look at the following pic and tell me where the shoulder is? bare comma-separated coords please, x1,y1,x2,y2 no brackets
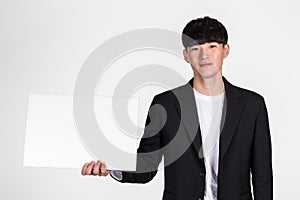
227,81,266,112
151,90,179,106
151,83,187,104
235,84,264,99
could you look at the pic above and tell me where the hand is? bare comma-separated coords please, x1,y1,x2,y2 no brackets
81,160,111,176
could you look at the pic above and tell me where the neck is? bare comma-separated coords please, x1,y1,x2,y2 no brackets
193,74,224,96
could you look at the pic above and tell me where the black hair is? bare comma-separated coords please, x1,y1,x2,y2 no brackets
182,16,228,49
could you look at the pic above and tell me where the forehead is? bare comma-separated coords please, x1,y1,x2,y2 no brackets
187,42,222,48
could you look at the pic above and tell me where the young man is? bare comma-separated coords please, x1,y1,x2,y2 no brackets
82,16,273,200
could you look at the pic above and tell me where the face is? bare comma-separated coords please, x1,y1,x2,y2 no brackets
183,42,230,79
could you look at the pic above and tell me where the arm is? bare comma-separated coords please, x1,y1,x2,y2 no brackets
119,96,164,183
251,97,273,199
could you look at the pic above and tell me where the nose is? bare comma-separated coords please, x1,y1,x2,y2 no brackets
198,46,208,59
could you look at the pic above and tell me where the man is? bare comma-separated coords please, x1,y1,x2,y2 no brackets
82,16,273,200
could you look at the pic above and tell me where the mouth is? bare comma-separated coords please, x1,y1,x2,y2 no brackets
199,63,213,67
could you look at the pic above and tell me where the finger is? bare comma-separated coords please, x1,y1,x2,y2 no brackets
81,163,89,175
102,169,110,176
93,160,101,175
100,162,110,176
86,161,95,175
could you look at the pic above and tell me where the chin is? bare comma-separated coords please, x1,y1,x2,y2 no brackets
195,70,221,80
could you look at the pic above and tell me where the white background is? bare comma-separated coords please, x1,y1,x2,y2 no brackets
1,0,299,199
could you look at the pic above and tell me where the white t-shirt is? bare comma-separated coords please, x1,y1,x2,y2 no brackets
193,88,225,200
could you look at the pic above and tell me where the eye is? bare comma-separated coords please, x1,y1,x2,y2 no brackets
191,47,199,51
209,45,217,48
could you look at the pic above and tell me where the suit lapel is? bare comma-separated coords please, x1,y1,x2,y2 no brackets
175,79,202,156
220,77,245,160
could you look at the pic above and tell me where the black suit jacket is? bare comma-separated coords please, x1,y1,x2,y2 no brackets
117,77,273,200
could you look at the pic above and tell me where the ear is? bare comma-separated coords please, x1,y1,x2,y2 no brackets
183,49,190,63
223,44,230,58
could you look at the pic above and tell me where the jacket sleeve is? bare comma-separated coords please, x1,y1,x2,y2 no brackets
115,96,164,184
251,97,273,199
